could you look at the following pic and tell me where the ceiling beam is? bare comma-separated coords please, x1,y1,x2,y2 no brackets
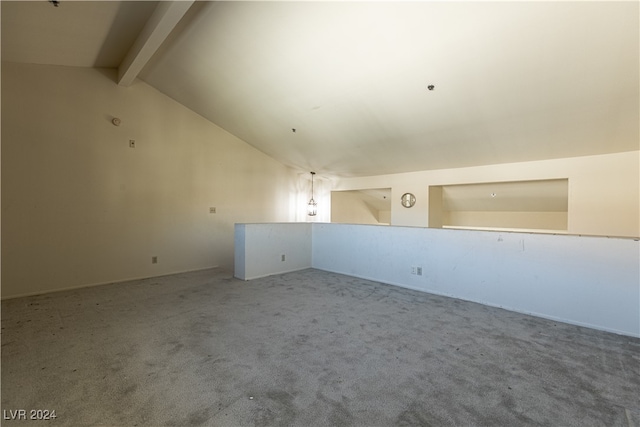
117,0,194,86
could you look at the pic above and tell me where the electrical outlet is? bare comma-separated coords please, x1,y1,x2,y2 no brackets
417,267,423,276
281,254,286,262
209,207,216,214
129,139,136,148
152,256,158,264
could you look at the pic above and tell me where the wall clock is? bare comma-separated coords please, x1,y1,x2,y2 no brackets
401,193,416,208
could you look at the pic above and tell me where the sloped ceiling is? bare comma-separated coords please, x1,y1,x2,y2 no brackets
1,1,158,67
2,1,638,178
342,189,392,213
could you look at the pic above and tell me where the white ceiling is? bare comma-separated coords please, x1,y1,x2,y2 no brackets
2,1,638,178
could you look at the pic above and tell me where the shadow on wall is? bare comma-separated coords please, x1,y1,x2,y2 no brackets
331,188,391,225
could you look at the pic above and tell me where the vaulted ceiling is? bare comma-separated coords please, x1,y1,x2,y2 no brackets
2,1,638,178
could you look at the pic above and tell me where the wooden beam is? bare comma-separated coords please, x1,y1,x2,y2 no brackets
118,0,194,86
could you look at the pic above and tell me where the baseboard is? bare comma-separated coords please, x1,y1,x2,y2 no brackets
1,266,221,300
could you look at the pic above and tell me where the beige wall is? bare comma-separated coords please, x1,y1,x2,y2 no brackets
443,211,567,232
331,191,388,225
428,186,444,228
1,62,299,298
333,151,640,238
2,62,637,299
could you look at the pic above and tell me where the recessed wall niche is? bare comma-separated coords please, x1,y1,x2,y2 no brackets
331,188,391,225
429,179,568,233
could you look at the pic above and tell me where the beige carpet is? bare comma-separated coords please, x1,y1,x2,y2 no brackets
2,268,639,426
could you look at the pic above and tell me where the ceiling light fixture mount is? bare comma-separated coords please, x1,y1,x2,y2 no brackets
427,85,435,91
307,172,317,216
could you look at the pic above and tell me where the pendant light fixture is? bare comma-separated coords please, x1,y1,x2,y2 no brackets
307,172,317,216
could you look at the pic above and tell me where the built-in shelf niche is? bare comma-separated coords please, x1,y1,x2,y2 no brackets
429,179,569,233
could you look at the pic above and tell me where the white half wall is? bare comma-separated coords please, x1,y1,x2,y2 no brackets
234,223,312,280
235,222,640,337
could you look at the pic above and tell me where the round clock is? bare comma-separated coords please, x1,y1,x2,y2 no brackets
401,193,416,208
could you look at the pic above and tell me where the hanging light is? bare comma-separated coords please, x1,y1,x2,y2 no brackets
307,172,317,216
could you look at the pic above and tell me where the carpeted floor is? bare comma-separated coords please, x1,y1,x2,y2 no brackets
2,268,639,426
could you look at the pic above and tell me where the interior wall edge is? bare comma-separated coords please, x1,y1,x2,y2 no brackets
0,265,220,301
235,222,640,338
1,62,301,299
312,266,638,338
